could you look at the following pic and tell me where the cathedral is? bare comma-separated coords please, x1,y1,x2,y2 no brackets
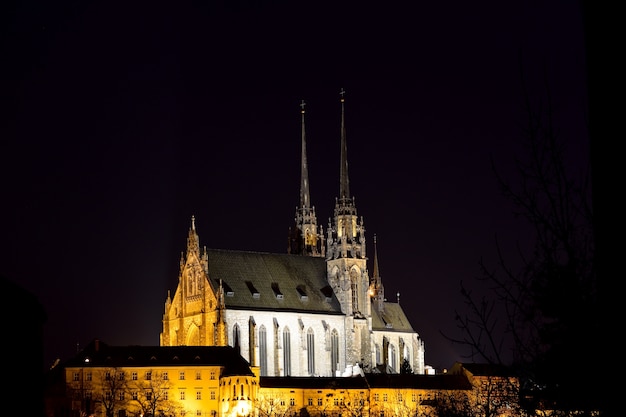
160,91,426,377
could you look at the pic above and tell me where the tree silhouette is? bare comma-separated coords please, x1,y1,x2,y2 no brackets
128,369,181,417
400,358,413,374
444,61,598,415
96,368,130,417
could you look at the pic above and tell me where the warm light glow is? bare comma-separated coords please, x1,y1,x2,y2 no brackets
223,400,251,417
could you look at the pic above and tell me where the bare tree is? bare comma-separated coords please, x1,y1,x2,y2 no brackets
93,368,131,417
430,390,472,417
443,60,597,416
66,369,96,417
254,391,293,417
336,390,369,417
468,374,521,417
128,369,180,417
380,389,420,417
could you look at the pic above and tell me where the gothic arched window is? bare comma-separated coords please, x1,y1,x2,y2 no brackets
331,329,339,375
350,268,359,314
248,317,256,366
233,324,240,353
306,328,315,376
259,325,267,376
283,327,291,376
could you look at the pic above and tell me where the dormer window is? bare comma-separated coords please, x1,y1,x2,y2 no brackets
215,279,234,296
271,283,283,299
245,281,260,299
296,285,308,301
320,285,333,302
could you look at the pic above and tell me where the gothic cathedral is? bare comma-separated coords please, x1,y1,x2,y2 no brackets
160,91,426,377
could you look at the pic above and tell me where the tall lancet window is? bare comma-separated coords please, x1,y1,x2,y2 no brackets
331,329,339,375
390,344,397,373
259,326,267,376
306,328,315,376
283,327,291,376
350,269,359,314
375,344,381,365
248,317,256,366
233,324,240,354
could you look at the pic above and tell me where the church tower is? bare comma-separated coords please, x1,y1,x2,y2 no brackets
288,100,325,257
369,234,385,314
160,216,227,348
325,89,373,370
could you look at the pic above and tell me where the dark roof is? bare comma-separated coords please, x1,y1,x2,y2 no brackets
451,362,516,377
206,249,343,314
260,374,472,391
371,302,415,332
365,373,472,391
260,376,370,390
62,339,255,377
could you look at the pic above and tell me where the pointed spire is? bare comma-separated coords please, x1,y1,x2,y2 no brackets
300,100,310,209
216,278,228,346
186,215,200,258
328,88,364,261
372,234,380,280
289,99,324,257
369,234,385,312
339,88,350,200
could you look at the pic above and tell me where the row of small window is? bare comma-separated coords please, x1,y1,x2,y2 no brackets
73,370,217,381
372,393,430,402
273,393,431,407
305,398,365,406
115,409,212,417
93,390,217,401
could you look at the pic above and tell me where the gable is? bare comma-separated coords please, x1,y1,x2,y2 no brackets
371,302,415,332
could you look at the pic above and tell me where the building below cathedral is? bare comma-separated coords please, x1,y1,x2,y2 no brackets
160,91,425,377
45,339,529,417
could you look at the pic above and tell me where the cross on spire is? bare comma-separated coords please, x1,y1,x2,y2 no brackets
340,88,346,102
300,99,306,113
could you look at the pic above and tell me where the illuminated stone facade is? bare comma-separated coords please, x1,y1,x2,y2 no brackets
161,92,425,377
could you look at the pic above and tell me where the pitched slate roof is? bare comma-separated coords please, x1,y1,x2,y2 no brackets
205,249,343,315
63,339,255,377
366,373,472,390
260,374,472,391
371,302,415,332
450,362,516,377
260,376,370,390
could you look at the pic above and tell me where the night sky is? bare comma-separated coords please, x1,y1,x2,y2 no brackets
1,0,589,372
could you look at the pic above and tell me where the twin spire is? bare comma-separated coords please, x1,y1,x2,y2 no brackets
290,89,366,262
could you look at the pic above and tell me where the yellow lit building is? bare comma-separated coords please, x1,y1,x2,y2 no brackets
448,362,522,417
48,339,528,417
45,339,260,417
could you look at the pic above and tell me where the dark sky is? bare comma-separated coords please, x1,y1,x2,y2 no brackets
1,0,589,371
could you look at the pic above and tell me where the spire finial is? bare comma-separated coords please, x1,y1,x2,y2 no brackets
339,88,350,200
191,215,196,230
373,234,380,281
300,99,311,209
